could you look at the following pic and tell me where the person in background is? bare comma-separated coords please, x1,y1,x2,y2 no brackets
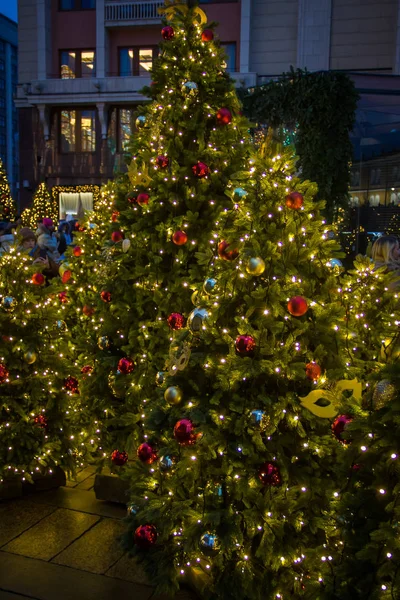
58,221,71,257
0,222,15,255
17,227,36,252
371,235,400,289
36,218,61,264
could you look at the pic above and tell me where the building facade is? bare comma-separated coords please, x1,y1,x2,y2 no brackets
0,14,18,200
15,0,400,215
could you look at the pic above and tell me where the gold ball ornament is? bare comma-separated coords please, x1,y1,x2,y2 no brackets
98,336,110,350
191,290,199,306
188,307,209,335
373,380,396,410
108,371,127,398
24,350,37,364
380,338,400,362
164,386,183,404
245,257,265,276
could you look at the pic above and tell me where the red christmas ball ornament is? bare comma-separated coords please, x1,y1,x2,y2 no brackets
117,357,135,374
33,414,48,429
64,376,79,394
75,222,85,232
111,211,120,222
61,269,72,284
100,291,112,303
156,155,169,169
174,418,197,446
111,449,129,466
285,191,304,210
134,524,157,549
192,162,210,178
82,305,95,317
111,231,123,243
167,312,186,330
161,25,174,40
0,363,9,383
216,108,232,125
127,194,137,205
172,230,188,246
73,246,82,257
235,335,256,357
201,29,214,42
137,443,158,464
136,193,149,206
31,272,45,286
218,240,239,261
58,291,68,304
305,361,322,380
81,365,93,375
287,296,308,317
258,461,281,486
332,414,353,444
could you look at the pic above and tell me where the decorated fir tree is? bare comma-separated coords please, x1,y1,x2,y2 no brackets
0,158,16,222
0,247,93,484
22,182,58,229
68,2,257,467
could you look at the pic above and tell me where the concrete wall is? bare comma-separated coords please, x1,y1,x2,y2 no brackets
330,0,398,71
18,0,37,84
250,0,298,75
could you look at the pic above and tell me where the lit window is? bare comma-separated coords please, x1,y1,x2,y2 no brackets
221,43,236,72
60,109,96,153
139,49,153,75
60,50,95,78
61,51,76,79
81,51,95,78
119,47,156,76
119,109,134,150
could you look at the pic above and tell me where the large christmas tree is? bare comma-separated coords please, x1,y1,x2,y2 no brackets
0,158,16,222
0,248,92,483
68,2,257,468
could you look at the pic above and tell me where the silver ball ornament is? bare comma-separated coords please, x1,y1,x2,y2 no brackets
24,350,37,364
188,307,209,335
55,320,67,332
156,371,166,386
98,336,110,350
159,455,174,471
2,296,15,311
199,532,220,556
233,187,247,199
203,278,217,294
164,386,183,404
245,257,265,276
135,115,146,128
183,81,197,92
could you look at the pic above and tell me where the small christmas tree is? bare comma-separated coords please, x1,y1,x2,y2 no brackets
22,182,58,229
0,158,16,222
0,247,93,483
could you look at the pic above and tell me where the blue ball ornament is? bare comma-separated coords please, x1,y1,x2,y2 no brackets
233,187,247,199
203,278,217,294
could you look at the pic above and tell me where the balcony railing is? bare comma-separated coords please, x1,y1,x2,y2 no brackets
105,1,164,24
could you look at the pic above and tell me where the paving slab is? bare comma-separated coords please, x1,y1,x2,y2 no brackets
3,508,99,561
105,552,151,585
66,466,97,488
0,592,39,600
0,552,154,600
31,487,126,519
53,518,125,574
0,499,56,547
75,475,95,491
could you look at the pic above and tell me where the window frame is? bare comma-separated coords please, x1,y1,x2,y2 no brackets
220,42,237,73
59,0,96,11
118,46,158,77
59,107,97,154
60,49,96,79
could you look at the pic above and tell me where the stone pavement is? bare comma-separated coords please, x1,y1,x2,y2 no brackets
0,467,197,600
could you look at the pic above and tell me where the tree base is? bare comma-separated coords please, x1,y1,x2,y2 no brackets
0,467,66,501
93,472,130,504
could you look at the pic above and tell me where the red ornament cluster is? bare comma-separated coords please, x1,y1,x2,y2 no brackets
167,312,186,330
137,443,158,464
161,25,174,40
111,231,123,243
218,240,239,261
73,246,82,257
33,414,48,429
111,211,120,222
258,461,281,486
101,291,112,303
32,273,45,286
216,108,232,125
285,191,304,210
117,357,135,374
136,193,150,206
172,230,188,246
0,362,9,383
82,305,95,317
156,155,169,169
58,291,68,304
111,449,129,466
81,365,93,375
201,29,214,42
192,162,210,178
64,376,79,394
134,524,157,549
174,418,198,446
332,414,353,444
305,361,322,381
287,296,308,317
235,335,256,357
